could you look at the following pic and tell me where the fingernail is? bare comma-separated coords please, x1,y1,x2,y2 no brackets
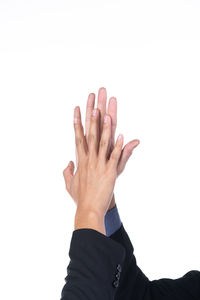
92,109,97,116
110,97,117,103
104,115,109,123
117,134,123,141
88,93,95,104
134,140,140,146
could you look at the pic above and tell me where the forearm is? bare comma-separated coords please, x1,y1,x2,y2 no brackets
61,220,126,300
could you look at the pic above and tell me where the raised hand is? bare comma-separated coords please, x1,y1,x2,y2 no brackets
63,88,140,231
84,88,140,209
63,105,124,234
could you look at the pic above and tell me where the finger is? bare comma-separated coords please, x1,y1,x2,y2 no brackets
97,87,107,136
88,108,100,160
117,139,140,175
63,161,75,193
108,97,117,150
74,106,87,162
98,114,112,164
108,134,124,170
85,93,95,143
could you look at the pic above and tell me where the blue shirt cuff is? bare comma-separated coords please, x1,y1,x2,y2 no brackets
104,204,122,237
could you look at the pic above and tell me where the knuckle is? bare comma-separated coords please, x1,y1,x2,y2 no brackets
100,139,108,148
74,122,80,129
87,159,96,171
116,141,122,149
104,119,110,127
110,151,118,160
75,137,83,147
88,163,95,170
88,134,95,143
91,114,97,121
91,110,99,121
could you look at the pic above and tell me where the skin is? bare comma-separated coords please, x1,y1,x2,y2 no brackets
63,87,140,234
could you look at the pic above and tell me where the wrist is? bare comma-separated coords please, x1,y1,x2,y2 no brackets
75,209,105,235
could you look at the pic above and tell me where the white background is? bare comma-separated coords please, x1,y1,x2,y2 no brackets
0,0,200,299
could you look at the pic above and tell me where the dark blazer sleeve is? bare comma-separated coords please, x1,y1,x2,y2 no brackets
109,222,200,300
60,227,126,300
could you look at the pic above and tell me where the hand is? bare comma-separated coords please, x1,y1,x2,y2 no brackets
84,88,140,210
64,106,124,234
63,88,140,233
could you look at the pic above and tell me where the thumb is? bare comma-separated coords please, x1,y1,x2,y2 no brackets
63,161,75,193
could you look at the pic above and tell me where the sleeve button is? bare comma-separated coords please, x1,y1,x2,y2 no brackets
115,272,120,280
117,264,122,272
112,280,119,288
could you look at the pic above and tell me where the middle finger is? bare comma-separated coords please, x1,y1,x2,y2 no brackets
85,93,95,143
97,87,107,136
108,96,117,151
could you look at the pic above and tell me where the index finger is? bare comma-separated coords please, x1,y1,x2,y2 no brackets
74,106,87,165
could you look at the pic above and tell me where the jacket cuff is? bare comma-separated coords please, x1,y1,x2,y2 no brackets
109,222,134,268
61,228,126,300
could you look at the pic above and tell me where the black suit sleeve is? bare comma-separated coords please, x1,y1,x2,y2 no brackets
60,223,200,300
109,222,200,300
60,227,126,300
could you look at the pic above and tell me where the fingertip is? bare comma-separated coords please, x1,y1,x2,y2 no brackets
130,139,140,147
99,86,106,91
74,106,79,120
74,106,82,124
117,134,123,143
115,134,124,150
89,92,95,97
70,160,75,169
134,139,140,146
63,161,74,176
74,105,80,112
98,87,107,99
110,97,117,103
88,93,95,104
